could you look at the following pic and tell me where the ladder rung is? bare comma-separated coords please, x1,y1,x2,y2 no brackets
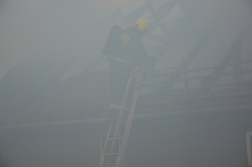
99,65,143,167
108,137,124,140
104,153,120,155
101,132,121,135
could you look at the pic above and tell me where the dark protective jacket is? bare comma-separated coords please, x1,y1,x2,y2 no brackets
103,25,148,105
102,25,148,66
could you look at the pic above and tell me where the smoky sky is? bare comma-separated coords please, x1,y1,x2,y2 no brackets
0,0,251,80
0,1,252,166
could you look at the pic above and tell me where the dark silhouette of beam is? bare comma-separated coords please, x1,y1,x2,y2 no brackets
154,13,197,59
125,1,154,26
158,29,213,92
149,0,180,32
200,22,252,86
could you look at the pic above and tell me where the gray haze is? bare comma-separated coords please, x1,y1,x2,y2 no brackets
0,0,251,80
0,0,252,167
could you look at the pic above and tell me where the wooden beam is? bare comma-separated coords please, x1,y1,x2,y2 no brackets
158,29,213,92
246,131,252,166
200,22,252,87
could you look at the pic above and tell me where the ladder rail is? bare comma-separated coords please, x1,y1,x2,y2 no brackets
117,64,144,167
101,64,144,167
106,70,134,167
99,123,112,167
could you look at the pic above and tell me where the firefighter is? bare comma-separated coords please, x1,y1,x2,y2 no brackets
103,19,150,112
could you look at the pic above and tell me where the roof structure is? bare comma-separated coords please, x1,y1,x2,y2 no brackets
0,0,252,130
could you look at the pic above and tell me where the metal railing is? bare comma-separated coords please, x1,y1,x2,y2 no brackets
142,59,252,92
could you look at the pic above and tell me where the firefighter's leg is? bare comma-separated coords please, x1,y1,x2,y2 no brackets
109,61,132,125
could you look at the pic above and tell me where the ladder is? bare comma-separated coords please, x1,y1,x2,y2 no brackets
99,64,144,167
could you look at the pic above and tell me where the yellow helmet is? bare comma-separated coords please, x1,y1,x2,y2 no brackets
134,19,150,34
